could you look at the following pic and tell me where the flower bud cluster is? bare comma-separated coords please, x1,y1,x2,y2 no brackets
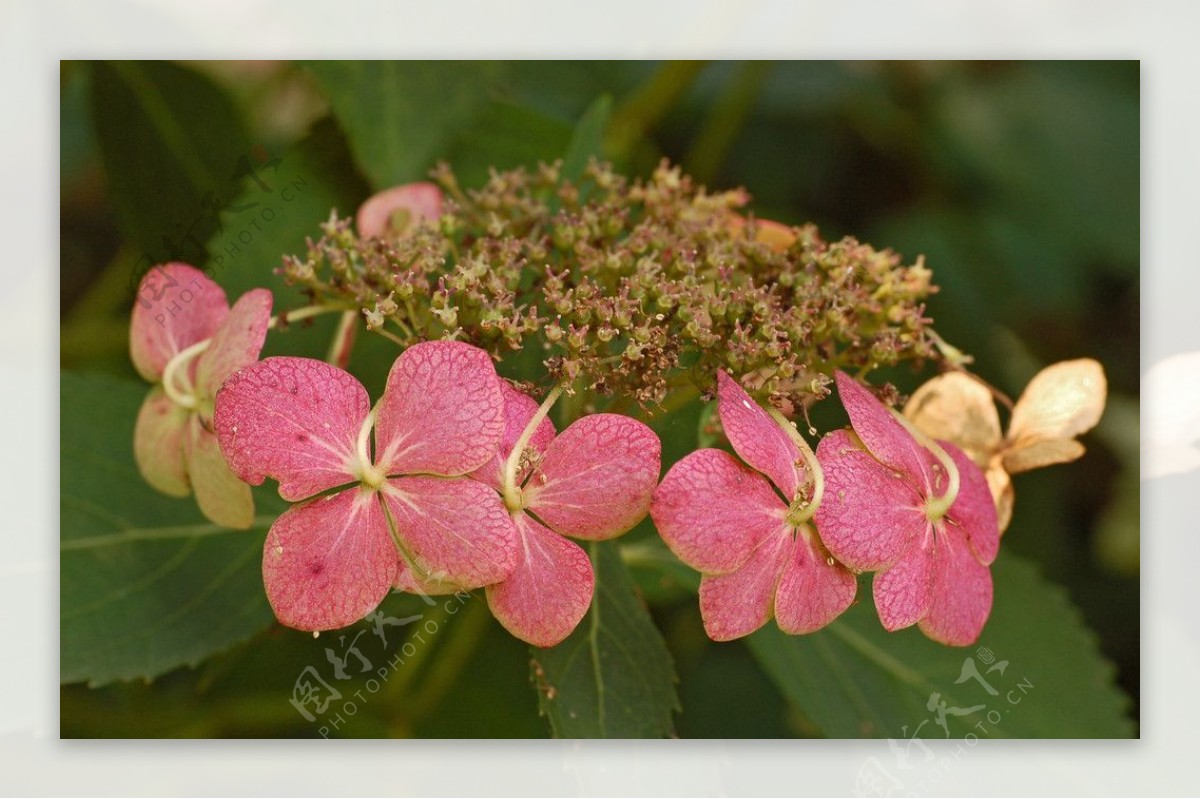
282,159,940,410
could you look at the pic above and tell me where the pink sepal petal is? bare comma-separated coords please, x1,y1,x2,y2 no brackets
814,429,926,571
524,414,661,541
194,288,273,396
213,357,367,501
698,528,790,641
133,387,190,497
872,533,935,631
942,442,1000,566
774,527,858,634
382,476,518,590
486,514,595,648
918,527,994,646
356,182,444,239
650,448,784,574
469,382,556,491
184,415,254,529
375,341,504,477
835,371,934,491
130,263,228,382
717,370,801,499
263,487,397,632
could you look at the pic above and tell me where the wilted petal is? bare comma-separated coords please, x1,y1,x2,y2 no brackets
872,534,935,631
1001,438,1086,474
263,487,397,631
943,442,999,565
524,414,661,541
375,340,504,477
815,429,925,571
717,370,801,499
904,372,1002,467
650,449,785,574
835,371,934,491
774,527,857,634
987,464,1015,534
394,559,466,597
699,528,790,641
356,182,444,239
130,263,229,382
469,381,556,491
382,476,517,590
184,415,254,529
486,514,594,648
1008,359,1106,445
918,526,993,646
133,387,190,497
729,214,797,252
214,357,367,501
194,288,273,396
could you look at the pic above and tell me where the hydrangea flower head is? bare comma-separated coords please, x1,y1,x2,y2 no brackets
651,371,857,641
355,181,444,240
409,382,661,647
212,340,516,631
130,262,272,528
904,360,1106,530
816,372,1000,646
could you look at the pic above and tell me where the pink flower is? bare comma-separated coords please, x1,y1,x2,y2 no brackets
815,372,1000,646
129,262,272,528
356,182,444,239
399,382,661,647
650,371,856,641
212,340,517,632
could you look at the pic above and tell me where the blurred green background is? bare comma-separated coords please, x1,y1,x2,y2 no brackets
60,60,1138,737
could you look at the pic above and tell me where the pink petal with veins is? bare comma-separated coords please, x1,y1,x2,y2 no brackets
214,357,367,501
918,526,994,646
375,341,504,477
263,486,397,631
872,532,935,631
698,528,790,641
130,263,229,382
194,288,273,397
356,182,444,239
184,415,254,529
774,528,858,634
835,371,934,491
133,387,190,497
524,414,661,541
486,514,594,648
815,429,926,571
470,381,556,491
717,370,801,499
651,448,784,574
382,476,518,590
942,441,1000,566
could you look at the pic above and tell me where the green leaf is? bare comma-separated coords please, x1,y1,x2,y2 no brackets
532,540,680,737
89,61,251,268
61,371,280,686
303,61,503,189
443,99,573,188
747,552,1134,738
560,94,612,184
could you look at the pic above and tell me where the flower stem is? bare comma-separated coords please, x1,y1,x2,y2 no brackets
766,406,825,523
161,338,211,409
354,408,386,489
325,310,359,368
502,385,563,512
268,303,352,329
889,407,961,521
